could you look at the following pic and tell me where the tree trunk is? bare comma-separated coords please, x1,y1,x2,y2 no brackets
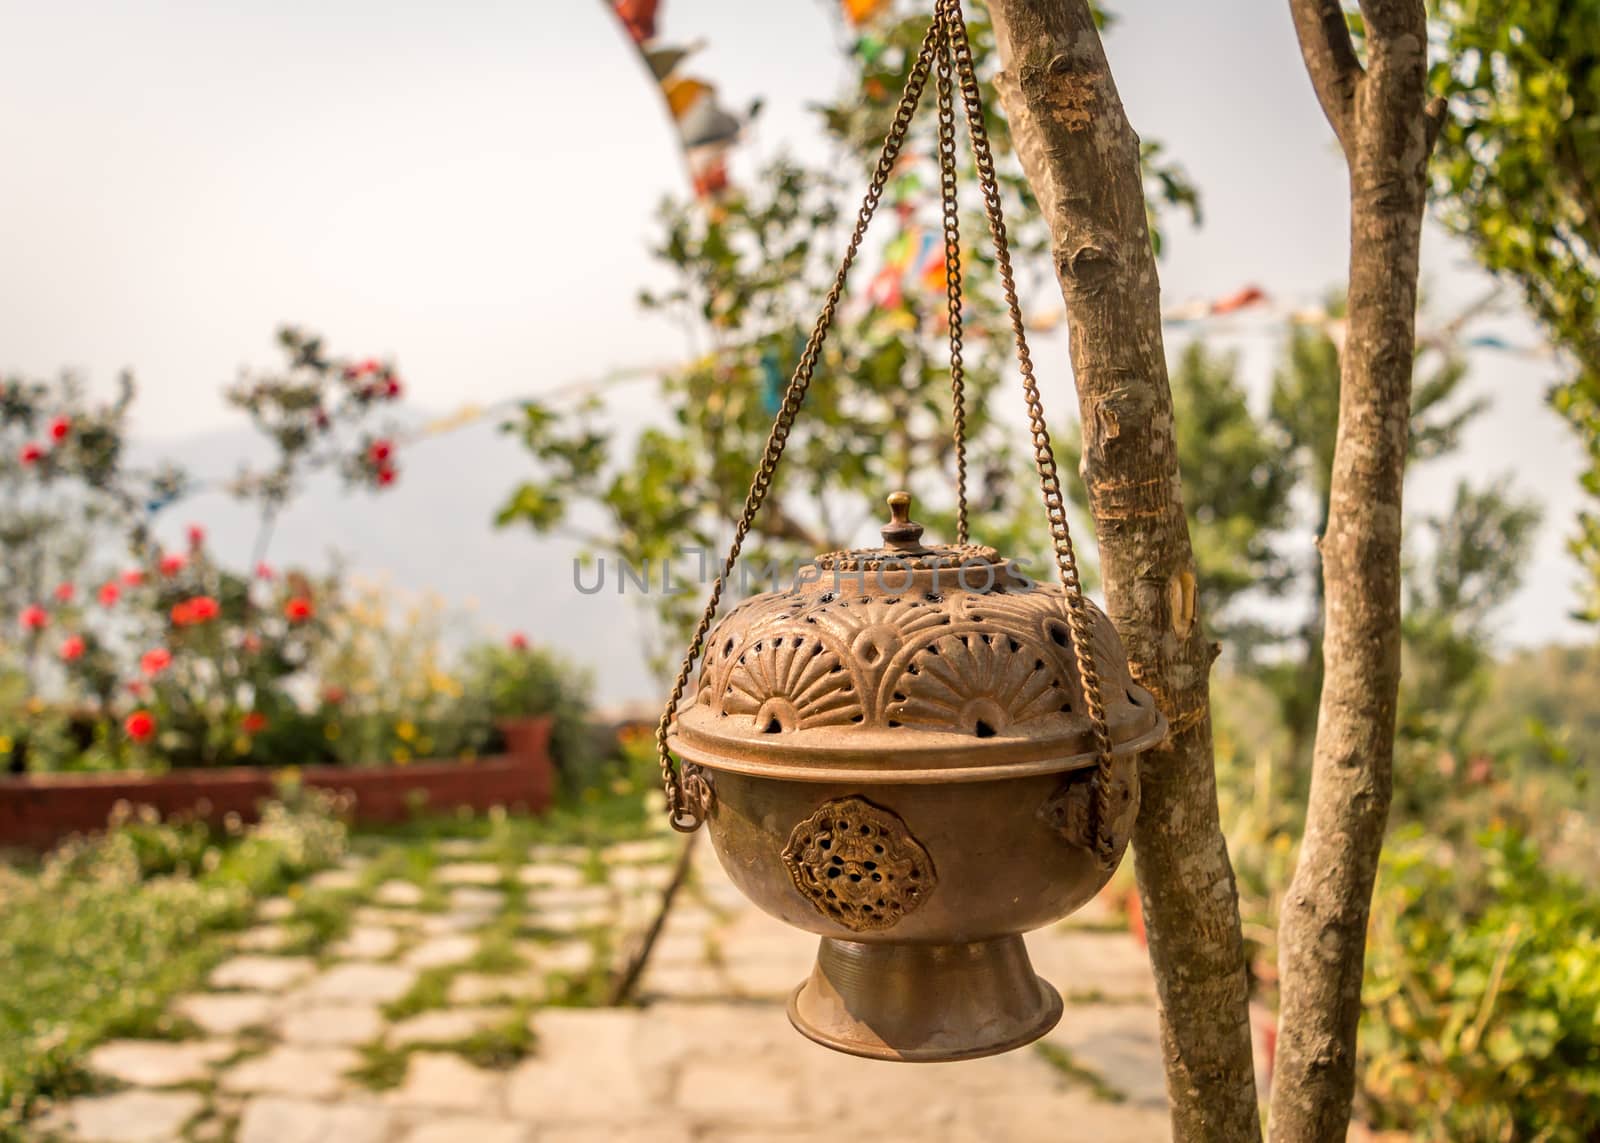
1271,3,1444,1139
986,4,1260,1139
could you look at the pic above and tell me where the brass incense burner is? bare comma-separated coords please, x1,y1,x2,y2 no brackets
653,0,1168,1062
666,494,1165,1060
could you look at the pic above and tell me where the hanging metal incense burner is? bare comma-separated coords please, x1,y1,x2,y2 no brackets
654,0,1167,1062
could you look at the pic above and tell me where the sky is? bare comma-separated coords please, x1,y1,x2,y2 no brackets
0,0,1589,703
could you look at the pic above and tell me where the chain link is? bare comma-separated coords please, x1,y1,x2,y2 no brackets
936,20,968,545
939,0,1118,867
657,0,1118,866
655,15,946,831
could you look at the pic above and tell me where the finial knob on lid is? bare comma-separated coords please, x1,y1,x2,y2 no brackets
881,491,927,552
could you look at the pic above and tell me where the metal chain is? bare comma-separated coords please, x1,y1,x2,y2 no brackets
935,21,969,545
940,0,1119,867
655,15,947,831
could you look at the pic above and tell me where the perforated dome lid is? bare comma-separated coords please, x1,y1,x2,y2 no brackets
668,493,1166,783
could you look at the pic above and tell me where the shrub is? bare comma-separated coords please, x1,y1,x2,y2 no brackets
461,642,606,792
1358,823,1600,1141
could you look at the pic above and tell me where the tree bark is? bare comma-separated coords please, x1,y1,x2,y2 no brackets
986,4,1260,1139
1271,3,1444,1139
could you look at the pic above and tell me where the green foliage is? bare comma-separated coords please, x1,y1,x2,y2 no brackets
1423,0,1600,619
461,643,606,791
497,8,1201,674
1360,824,1600,1140
0,793,347,1131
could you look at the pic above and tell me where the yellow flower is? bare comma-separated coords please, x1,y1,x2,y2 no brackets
392,747,412,767
395,721,417,743
0,735,11,756
25,697,44,715
233,736,250,755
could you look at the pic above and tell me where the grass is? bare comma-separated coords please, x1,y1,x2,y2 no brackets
0,796,347,1135
1033,1042,1127,1104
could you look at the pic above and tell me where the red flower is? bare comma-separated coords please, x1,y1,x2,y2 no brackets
53,583,76,603
509,632,529,650
121,568,146,587
322,685,346,705
186,524,206,549
124,710,157,743
369,438,393,463
353,358,380,376
48,416,71,442
284,597,315,623
58,635,86,662
19,605,48,631
383,377,402,399
140,648,172,677
375,465,396,487
98,582,121,607
19,442,44,466
241,711,268,735
255,562,275,580
159,553,187,577
171,595,220,626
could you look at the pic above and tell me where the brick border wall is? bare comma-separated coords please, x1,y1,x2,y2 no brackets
0,716,554,850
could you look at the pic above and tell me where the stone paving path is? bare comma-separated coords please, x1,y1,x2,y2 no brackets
42,831,1171,1142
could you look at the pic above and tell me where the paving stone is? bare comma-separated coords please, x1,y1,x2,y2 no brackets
402,933,480,970
526,939,596,976
353,905,424,929
400,1116,529,1143
528,885,611,910
418,910,491,935
51,1089,205,1142
517,862,586,888
300,962,417,1004
87,1039,232,1087
173,992,276,1035
602,839,674,864
449,886,506,913
256,897,295,922
436,861,504,886
611,864,673,893
448,971,546,1005
1042,1002,1167,1107
277,1002,386,1047
507,1010,667,1119
331,925,402,960
219,1045,359,1098
1026,930,1157,1001
235,1096,394,1143
210,955,315,992
540,1127,693,1143
389,1007,514,1046
676,1057,803,1121
374,880,426,907
384,1051,505,1110
639,961,727,999
235,925,294,952
527,844,590,864
307,867,364,892
533,904,615,933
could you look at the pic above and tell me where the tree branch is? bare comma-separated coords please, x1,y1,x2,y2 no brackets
1289,0,1365,146
1272,1,1435,1138
986,3,1260,1139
